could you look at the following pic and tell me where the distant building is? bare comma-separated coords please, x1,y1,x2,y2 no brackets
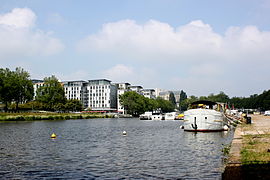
33,79,117,111
32,79,44,99
158,91,170,101
171,91,181,106
156,90,181,107
63,80,87,104
154,88,166,98
33,77,165,112
86,79,117,111
129,85,143,94
141,89,156,99
114,83,131,114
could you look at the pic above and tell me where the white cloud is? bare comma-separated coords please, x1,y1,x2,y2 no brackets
77,19,223,61
0,8,36,28
0,8,64,60
76,19,270,96
101,64,160,89
77,19,270,64
101,64,135,82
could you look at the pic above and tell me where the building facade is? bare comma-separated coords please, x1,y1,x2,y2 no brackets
33,78,161,113
114,83,130,114
63,80,86,101
86,79,117,111
32,79,44,99
141,89,156,99
129,85,143,94
33,79,117,111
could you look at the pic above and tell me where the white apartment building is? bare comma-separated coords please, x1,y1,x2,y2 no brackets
63,80,86,102
87,79,117,111
114,83,130,114
158,91,170,100
33,79,117,111
129,85,143,94
157,90,180,107
141,89,156,99
32,79,44,99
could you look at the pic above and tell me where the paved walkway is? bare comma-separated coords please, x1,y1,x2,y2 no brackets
242,115,270,135
228,115,270,163
222,114,270,179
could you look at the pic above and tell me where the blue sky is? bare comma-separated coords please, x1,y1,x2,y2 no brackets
1,0,270,97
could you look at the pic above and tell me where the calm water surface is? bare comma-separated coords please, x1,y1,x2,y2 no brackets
0,118,234,179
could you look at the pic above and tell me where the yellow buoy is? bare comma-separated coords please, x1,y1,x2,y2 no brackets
51,133,57,138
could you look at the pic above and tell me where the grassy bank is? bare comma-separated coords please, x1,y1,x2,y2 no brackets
241,133,270,165
0,112,115,121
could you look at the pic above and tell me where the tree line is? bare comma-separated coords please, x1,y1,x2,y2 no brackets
1,67,269,113
119,91,175,116
0,68,82,112
178,91,270,112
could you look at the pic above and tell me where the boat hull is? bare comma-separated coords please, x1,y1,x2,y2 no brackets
183,109,227,132
151,115,164,120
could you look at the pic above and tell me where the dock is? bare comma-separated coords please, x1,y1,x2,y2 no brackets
222,114,270,179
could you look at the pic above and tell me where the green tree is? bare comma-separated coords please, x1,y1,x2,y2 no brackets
180,95,199,111
169,92,176,107
19,101,46,110
119,91,146,116
256,90,270,111
146,98,159,112
206,91,229,103
0,68,13,111
12,67,34,110
36,75,66,110
64,99,83,112
0,67,33,111
179,90,187,111
156,97,175,113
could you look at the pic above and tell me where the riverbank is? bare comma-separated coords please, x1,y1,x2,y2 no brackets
0,112,115,121
222,114,270,180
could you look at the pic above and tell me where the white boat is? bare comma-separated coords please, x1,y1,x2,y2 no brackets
151,114,164,120
139,111,152,120
264,110,270,116
183,100,228,132
165,112,176,120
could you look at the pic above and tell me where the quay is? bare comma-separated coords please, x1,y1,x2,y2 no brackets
222,114,270,180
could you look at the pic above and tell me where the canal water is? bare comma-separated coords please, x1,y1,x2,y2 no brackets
0,118,234,179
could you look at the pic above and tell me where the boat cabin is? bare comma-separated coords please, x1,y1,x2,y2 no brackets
189,100,225,112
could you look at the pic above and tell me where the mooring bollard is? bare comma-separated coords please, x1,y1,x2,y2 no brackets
246,116,251,124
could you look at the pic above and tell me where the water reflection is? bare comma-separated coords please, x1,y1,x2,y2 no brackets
0,118,233,179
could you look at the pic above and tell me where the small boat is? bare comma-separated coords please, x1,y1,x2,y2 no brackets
183,100,228,132
164,112,176,120
139,112,152,120
175,113,184,120
151,114,164,120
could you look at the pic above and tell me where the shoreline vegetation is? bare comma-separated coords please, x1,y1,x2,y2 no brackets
241,133,270,165
0,112,115,121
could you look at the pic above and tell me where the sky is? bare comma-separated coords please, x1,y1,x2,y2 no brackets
1,0,270,97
